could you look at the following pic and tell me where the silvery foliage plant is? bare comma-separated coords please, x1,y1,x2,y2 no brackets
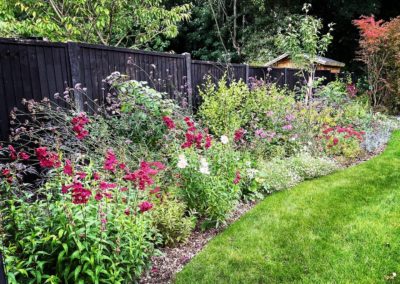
362,116,400,152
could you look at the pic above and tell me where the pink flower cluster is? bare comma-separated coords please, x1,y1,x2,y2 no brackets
234,128,245,142
162,116,176,129
71,113,89,140
1,168,12,184
322,125,365,147
181,117,212,149
124,161,165,190
4,145,30,161
35,147,61,168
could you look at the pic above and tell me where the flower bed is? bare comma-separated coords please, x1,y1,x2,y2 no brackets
0,73,398,283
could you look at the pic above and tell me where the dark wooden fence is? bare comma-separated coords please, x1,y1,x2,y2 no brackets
0,38,337,141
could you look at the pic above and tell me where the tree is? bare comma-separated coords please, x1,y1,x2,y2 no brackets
0,0,191,49
353,15,389,109
275,3,334,104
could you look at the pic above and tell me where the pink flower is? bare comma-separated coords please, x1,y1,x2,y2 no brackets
71,113,89,140
139,201,153,213
93,172,101,180
61,184,72,194
162,116,176,129
124,208,131,216
35,147,61,168
205,134,212,149
285,114,296,122
282,124,293,131
233,171,241,184
103,149,118,172
8,145,17,160
123,161,164,190
75,172,87,180
2,169,10,176
18,151,30,160
99,181,117,190
333,137,339,145
234,128,245,142
63,159,74,176
71,182,91,204
95,193,103,201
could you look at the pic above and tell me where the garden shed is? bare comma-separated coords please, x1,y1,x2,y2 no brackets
265,53,345,73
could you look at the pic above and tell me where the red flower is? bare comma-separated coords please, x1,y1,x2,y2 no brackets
104,149,118,172
333,137,339,145
95,193,103,201
35,147,61,168
120,187,128,192
99,181,117,190
71,113,89,140
75,172,87,179
150,187,160,195
195,132,203,149
233,171,241,184
93,172,101,180
139,201,153,213
61,184,72,194
124,208,131,216
162,116,176,129
8,145,17,160
18,151,30,160
234,129,245,142
2,169,10,176
63,159,74,176
205,134,212,149
71,182,91,204
123,161,164,190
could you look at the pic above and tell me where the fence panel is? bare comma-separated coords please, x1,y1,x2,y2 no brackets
0,38,339,141
191,60,247,108
0,39,71,141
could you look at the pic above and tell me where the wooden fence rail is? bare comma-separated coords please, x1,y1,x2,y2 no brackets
0,38,336,141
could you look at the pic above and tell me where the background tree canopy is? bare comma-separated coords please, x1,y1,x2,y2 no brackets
167,0,400,72
0,0,399,71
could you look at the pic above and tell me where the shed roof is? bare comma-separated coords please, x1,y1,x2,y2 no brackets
265,53,345,68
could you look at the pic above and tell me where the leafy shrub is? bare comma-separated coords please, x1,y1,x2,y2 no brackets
320,126,365,158
255,154,338,193
151,197,195,246
199,76,250,136
256,158,302,193
288,153,339,179
1,150,164,283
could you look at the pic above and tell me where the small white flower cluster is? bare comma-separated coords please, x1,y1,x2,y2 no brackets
177,154,188,169
220,135,229,144
199,157,210,175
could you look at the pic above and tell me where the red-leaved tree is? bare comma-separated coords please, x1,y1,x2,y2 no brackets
353,16,390,109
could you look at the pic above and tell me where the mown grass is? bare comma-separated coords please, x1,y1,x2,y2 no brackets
175,131,400,284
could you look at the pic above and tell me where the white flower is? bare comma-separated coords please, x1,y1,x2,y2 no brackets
220,135,229,144
177,154,188,169
199,157,210,175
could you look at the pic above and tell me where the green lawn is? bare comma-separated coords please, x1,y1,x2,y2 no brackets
175,131,400,284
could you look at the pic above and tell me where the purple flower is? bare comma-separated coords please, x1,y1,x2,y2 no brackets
282,124,293,131
285,114,295,122
266,111,274,117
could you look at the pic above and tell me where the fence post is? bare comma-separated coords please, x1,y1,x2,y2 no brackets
182,52,193,111
245,64,250,84
0,252,6,284
284,68,288,86
67,42,84,112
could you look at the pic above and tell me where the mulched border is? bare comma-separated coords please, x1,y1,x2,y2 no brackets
140,145,386,284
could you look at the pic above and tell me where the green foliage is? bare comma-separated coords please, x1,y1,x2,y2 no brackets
199,76,250,136
151,197,195,246
174,144,242,228
1,165,159,283
0,0,191,48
